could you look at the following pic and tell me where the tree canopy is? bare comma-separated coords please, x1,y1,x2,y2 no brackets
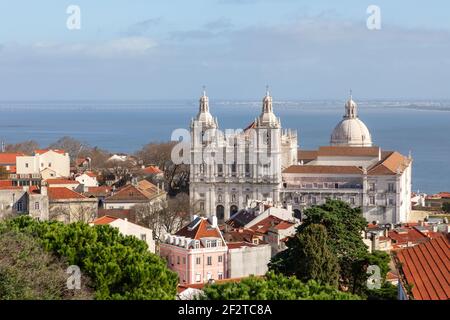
270,199,391,296
200,272,360,300
2,216,178,300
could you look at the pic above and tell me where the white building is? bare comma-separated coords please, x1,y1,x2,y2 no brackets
16,149,70,179
188,91,412,225
75,171,99,187
91,216,156,253
281,95,412,224
189,89,297,221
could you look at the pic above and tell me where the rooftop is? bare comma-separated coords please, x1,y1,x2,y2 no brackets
395,236,450,300
48,187,87,200
175,217,221,241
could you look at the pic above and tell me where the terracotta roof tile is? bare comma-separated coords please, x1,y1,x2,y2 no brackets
297,150,318,160
142,166,163,174
283,165,363,174
368,151,410,176
34,149,66,155
46,179,80,185
0,153,24,164
396,236,450,300
175,217,222,241
317,146,380,157
48,187,87,200
92,215,118,225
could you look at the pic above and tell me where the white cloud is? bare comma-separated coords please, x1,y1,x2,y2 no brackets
13,36,158,58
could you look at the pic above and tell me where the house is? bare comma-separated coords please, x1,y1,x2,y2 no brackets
75,171,99,187
74,157,91,171
226,241,271,278
0,184,28,219
0,152,23,173
388,222,445,250
91,215,155,253
141,165,164,179
16,149,70,179
48,187,98,223
83,186,113,207
248,215,297,256
0,182,48,220
425,192,450,209
159,216,228,285
282,147,412,225
103,180,166,210
394,235,449,300
226,200,296,229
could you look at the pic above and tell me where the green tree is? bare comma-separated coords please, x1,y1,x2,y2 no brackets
270,199,390,296
270,224,339,287
3,216,178,300
0,229,93,300
201,272,360,300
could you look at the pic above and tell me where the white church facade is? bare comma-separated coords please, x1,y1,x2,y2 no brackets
188,91,412,224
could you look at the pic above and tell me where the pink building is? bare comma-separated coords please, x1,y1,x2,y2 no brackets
159,216,228,285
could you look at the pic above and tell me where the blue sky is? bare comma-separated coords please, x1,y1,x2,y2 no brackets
0,0,449,100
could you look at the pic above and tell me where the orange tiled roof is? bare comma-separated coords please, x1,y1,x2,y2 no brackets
46,179,79,185
105,184,149,202
227,241,257,249
249,215,294,234
85,186,112,196
396,236,450,300
283,165,363,175
92,215,118,225
142,166,163,174
389,225,444,247
34,149,66,155
223,229,259,243
175,217,222,241
0,152,24,164
48,187,86,200
317,146,380,157
368,151,410,176
297,150,318,161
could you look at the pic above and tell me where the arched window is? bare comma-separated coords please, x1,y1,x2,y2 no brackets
230,205,238,216
216,205,225,221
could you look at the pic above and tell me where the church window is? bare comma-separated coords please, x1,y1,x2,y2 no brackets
369,196,375,205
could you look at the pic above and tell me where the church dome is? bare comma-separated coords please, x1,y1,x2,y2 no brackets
330,95,373,147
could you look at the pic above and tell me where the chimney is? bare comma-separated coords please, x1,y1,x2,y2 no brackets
40,182,48,196
371,234,379,252
432,225,438,233
211,215,218,228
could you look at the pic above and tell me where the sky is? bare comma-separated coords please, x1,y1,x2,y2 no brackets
0,0,449,100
